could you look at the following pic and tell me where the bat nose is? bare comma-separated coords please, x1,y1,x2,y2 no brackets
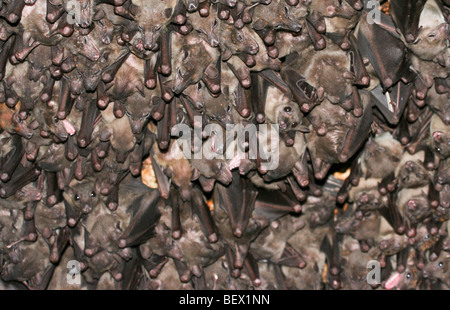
405,161,414,170
180,188,191,201
143,40,153,50
408,200,418,211
210,38,219,47
290,22,302,33
131,122,142,135
443,113,450,126
187,2,198,12
84,79,98,92
334,224,344,233
379,240,390,250
116,152,127,163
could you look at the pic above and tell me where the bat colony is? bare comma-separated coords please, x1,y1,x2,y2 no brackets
0,0,449,290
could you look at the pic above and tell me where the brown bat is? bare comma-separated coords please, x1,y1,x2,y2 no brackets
357,11,416,91
305,93,373,180
170,30,220,95
122,0,178,59
1,233,56,290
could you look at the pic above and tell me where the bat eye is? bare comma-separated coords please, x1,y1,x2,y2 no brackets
90,191,96,198
406,273,411,279
196,82,202,92
142,112,150,119
438,262,444,268
75,194,80,201
436,147,441,153
236,32,243,42
292,122,298,128
53,116,59,124
424,235,430,240
284,106,292,113
213,19,218,28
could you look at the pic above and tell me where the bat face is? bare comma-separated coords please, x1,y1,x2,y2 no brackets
396,159,429,189
430,114,450,159
335,209,380,241
126,0,178,58
394,186,431,234
412,225,439,253
404,0,449,62
218,23,260,56
264,85,304,131
306,199,335,228
124,94,152,135
202,88,234,126
385,265,422,290
63,179,100,214
340,250,375,290
423,251,450,288
64,29,101,62
354,189,385,211
252,0,302,32
0,102,34,139
361,133,403,179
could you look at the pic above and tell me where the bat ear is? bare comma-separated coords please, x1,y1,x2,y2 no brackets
320,236,332,259
191,167,200,181
93,8,105,20
94,181,102,195
64,186,73,195
164,7,173,18
164,166,174,178
222,48,232,61
296,125,310,133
